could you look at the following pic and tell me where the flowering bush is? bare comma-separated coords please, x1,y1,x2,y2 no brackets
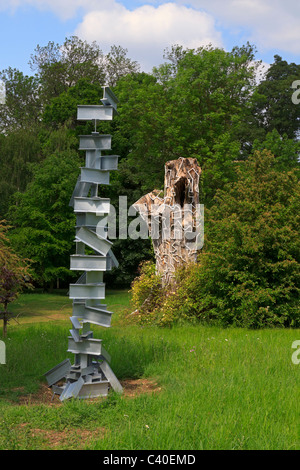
130,261,164,325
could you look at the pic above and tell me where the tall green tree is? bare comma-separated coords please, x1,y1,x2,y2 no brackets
250,55,300,140
7,127,81,289
114,44,258,205
42,78,104,129
156,150,300,327
0,128,42,218
0,67,41,133
252,129,300,171
29,36,106,103
104,45,140,87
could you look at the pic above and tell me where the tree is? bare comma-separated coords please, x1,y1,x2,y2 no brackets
7,127,81,289
104,45,140,87
114,44,258,206
0,221,32,337
42,78,104,128
252,129,300,171
250,55,300,140
0,67,41,133
156,150,300,327
29,36,105,103
0,128,42,218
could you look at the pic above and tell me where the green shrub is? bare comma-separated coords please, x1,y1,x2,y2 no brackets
130,261,164,325
131,151,300,328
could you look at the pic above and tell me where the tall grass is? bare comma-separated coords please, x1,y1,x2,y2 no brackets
0,292,299,450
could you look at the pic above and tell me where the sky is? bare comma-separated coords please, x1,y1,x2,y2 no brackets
1,0,300,76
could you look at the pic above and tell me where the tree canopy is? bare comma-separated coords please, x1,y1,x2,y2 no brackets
0,36,299,329
0,221,32,336
132,151,300,328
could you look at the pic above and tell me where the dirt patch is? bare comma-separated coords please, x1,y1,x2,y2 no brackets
12,379,161,449
16,423,106,449
120,378,162,398
18,383,62,406
18,378,161,406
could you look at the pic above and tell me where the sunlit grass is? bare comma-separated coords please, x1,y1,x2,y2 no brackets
0,292,299,450
8,289,131,325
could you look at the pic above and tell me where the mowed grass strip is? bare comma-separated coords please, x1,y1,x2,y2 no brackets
8,289,130,324
0,292,299,450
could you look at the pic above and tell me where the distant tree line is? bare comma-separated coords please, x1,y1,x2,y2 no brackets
0,37,299,326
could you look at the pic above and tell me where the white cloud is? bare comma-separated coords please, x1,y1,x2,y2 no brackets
1,0,300,70
0,0,109,20
182,0,300,55
75,2,223,71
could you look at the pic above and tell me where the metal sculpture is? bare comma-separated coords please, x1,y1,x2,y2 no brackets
45,86,122,400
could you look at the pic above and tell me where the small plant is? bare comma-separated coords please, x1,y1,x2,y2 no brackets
130,261,164,324
0,221,32,337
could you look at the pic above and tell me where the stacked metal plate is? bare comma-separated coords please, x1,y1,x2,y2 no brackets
45,86,123,400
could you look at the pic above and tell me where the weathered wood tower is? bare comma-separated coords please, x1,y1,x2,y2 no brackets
45,86,122,400
134,157,202,286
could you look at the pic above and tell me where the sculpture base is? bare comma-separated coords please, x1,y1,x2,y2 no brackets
51,379,109,400
46,358,122,401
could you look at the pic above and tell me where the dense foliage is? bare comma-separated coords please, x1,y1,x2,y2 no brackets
0,221,32,336
0,36,299,327
132,151,299,328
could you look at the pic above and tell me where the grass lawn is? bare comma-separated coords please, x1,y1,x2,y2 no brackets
0,291,299,450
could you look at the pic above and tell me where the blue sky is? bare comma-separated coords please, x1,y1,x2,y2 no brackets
1,0,300,75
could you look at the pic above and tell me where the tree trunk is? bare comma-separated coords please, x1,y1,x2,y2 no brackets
2,305,8,338
133,157,202,286
3,315,8,338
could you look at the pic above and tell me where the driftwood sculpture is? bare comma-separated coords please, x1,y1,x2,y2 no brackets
133,157,202,285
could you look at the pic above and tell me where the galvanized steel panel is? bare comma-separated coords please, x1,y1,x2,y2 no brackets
100,360,123,393
69,328,81,342
80,168,110,185
71,306,112,328
44,359,71,386
85,150,97,169
72,301,85,316
100,155,119,171
76,213,106,229
75,226,113,255
74,197,110,214
69,175,91,208
77,105,114,121
85,299,107,309
70,254,108,271
101,86,119,110
79,134,111,151
82,306,112,328
81,365,95,376
86,271,104,284
70,316,82,329
68,337,103,356
69,283,105,300
59,377,84,401
77,381,109,398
